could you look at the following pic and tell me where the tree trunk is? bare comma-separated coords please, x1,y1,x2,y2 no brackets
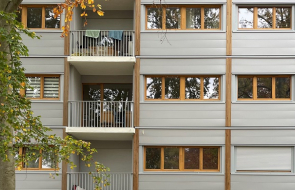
0,1,23,190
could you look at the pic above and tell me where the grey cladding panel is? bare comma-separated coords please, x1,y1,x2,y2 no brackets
31,102,63,126
22,58,64,73
16,173,61,190
232,33,295,55
21,33,64,56
233,0,294,3
232,59,295,74
232,130,295,144
142,0,226,3
141,33,226,56
139,174,224,190
140,59,226,74
232,104,295,126
139,129,225,145
231,175,295,190
140,103,225,127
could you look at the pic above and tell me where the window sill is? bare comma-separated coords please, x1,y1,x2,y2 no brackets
30,100,63,103
140,172,223,175
141,30,226,33
233,30,295,33
232,101,295,104
232,172,295,176
15,170,61,174
141,101,225,104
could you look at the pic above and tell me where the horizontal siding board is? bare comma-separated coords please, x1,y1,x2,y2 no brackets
232,111,295,119
232,119,295,126
140,118,225,126
142,0,226,3
141,103,225,111
31,102,63,126
140,59,226,74
141,110,225,119
22,58,64,73
16,173,61,190
232,130,295,144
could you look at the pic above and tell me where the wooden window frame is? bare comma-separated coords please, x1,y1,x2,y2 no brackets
146,5,222,30
238,6,292,30
144,146,220,172
22,74,60,100
15,147,58,171
21,5,61,30
237,75,291,100
145,75,221,101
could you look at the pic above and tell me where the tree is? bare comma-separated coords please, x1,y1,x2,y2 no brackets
0,1,106,190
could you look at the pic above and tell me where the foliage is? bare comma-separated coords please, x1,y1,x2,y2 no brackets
0,11,108,190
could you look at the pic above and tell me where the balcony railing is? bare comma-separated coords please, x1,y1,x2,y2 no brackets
67,172,132,190
68,101,134,128
70,30,134,57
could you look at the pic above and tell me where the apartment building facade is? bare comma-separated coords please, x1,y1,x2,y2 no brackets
17,0,295,190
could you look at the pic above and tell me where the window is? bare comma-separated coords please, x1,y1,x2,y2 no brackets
15,147,57,170
20,5,60,29
23,75,60,99
144,146,220,172
237,76,291,100
238,6,291,29
146,5,221,30
235,147,292,172
146,76,220,100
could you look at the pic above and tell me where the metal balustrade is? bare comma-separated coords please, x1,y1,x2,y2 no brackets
68,101,134,128
70,30,134,57
67,172,132,190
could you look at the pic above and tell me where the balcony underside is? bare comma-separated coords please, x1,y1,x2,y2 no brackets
66,127,135,140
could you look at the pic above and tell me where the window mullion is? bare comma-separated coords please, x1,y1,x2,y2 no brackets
42,7,45,29
200,77,204,100
181,7,186,29
162,77,165,100
39,149,42,169
201,7,204,29
40,76,44,98
272,77,276,99
253,77,257,100
179,147,184,171
180,77,185,100
254,7,258,29
161,147,164,170
163,8,166,30
272,7,276,29
200,148,203,170
22,7,28,28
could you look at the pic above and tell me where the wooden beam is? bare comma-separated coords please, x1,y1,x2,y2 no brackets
226,0,232,55
135,0,141,56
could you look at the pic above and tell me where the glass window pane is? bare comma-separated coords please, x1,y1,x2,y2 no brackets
44,77,59,98
185,77,201,99
45,7,60,28
276,77,290,98
186,8,201,29
16,10,22,23
27,7,42,28
42,149,56,168
23,148,40,168
164,147,179,169
203,77,219,99
238,77,253,99
239,8,254,28
204,8,220,29
203,148,219,169
166,7,181,29
83,84,101,101
257,77,272,98
257,8,273,28
146,77,162,99
184,148,199,169
103,84,132,101
276,8,291,28
165,77,180,99
146,148,161,169
26,77,41,98
147,8,162,29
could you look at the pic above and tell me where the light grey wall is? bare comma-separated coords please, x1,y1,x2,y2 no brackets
16,173,62,190
70,7,83,31
81,75,133,83
232,59,295,74
68,153,80,172
141,0,226,3
139,129,225,145
231,175,295,190
232,33,295,55
140,59,226,74
69,66,82,101
140,104,225,127
21,58,64,73
79,141,132,172
141,33,226,56
21,32,64,56
139,174,224,190
232,130,295,144
31,102,63,126
232,104,295,126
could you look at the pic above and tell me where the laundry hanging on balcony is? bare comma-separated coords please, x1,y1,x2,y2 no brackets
85,30,100,38
108,30,123,40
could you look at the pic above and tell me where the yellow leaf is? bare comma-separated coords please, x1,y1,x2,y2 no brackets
97,10,104,16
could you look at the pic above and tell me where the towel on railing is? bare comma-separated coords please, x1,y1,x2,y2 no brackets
108,30,123,40
85,30,100,38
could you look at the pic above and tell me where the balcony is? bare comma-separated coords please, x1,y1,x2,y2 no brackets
66,101,135,140
68,172,132,190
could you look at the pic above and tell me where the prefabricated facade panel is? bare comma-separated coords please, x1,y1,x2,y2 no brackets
140,103,225,127
139,174,225,190
140,59,226,74
139,129,225,145
231,175,295,190
232,59,295,74
232,130,295,144
232,104,295,126
15,173,62,190
22,58,64,73
21,33,64,56
31,102,63,126
140,33,226,56
232,33,295,55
